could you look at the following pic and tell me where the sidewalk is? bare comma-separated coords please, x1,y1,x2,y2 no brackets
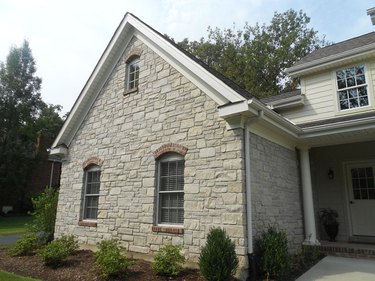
296,256,375,281
0,234,21,245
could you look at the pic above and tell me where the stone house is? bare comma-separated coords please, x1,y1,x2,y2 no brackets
50,12,375,279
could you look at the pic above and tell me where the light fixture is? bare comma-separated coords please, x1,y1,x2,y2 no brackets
328,168,334,180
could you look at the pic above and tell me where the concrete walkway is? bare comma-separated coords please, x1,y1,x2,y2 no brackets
0,234,21,245
297,256,375,281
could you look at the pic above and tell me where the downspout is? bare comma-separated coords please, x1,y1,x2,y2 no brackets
244,110,263,281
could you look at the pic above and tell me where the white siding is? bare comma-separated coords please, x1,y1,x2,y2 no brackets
281,59,375,124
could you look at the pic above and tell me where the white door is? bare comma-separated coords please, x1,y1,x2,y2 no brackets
346,163,375,236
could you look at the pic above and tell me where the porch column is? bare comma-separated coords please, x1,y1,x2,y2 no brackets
300,148,319,245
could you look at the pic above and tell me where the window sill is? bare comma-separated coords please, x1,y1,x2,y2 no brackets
123,87,138,96
152,225,184,234
78,221,97,227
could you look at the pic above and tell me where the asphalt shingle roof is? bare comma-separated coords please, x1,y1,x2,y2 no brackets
292,32,375,68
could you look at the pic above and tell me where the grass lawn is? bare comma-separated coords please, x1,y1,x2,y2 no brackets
0,271,41,281
0,215,32,236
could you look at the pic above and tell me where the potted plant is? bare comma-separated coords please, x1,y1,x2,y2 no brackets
319,208,339,242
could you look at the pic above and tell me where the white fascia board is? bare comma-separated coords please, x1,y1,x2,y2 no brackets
129,16,245,105
300,116,375,138
49,146,68,158
267,95,304,110
218,100,251,118
287,45,375,77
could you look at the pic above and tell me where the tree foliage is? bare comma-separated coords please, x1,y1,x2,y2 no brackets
177,9,328,98
0,40,63,209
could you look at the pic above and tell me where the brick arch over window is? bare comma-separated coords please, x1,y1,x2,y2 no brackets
124,48,142,63
82,157,104,169
152,143,188,159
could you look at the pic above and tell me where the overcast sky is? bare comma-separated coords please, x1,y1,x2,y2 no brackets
0,0,374,114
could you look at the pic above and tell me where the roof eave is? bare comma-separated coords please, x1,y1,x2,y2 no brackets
287,44,375,77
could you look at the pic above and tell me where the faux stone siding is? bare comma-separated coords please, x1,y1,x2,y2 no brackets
55,37,247,269
250,133,303,251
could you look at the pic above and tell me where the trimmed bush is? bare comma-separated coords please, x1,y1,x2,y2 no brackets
28,186,59,243
9,233,38,256
199,227,239,281
255,227,292,280
94,239,132,280
37,235,78,266
152,245,185,277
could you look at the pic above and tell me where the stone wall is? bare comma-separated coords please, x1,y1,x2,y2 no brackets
249,133,303,251
55,37,247,270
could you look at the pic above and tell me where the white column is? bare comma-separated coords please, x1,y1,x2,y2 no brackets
300,148,319,245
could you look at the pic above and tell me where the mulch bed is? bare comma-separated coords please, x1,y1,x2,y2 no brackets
0,249,205,281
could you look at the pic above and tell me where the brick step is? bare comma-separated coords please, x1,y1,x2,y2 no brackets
319,242,375,259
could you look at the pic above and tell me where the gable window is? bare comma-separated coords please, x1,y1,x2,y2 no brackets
157,153,184,225
127,58,140,90
336,65,369,110
83,165,101,220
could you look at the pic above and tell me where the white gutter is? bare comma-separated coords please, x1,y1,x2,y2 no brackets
244,121,253,254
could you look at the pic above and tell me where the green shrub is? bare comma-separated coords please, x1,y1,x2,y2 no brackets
28,187,59,243
37,235,78,266
294,245,323,272
199,227,239,281
255,227,292,280
9,233,38,256
94,239,132,280
152,245,185,277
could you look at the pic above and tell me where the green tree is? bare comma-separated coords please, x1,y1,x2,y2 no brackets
178,9,328,98
0,41,62,210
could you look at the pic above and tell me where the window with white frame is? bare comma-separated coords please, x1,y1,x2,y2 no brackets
83,165,101,220
336,65,369,110
157,153,184,225
127,58,140,90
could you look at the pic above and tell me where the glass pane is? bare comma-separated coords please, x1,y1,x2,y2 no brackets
356,75,366,85
368,179,374,189
338,91,348,100
369,189,375,199
353,189,360,199
352,168,358,178
349,98,358,108
346,67,355,77
359,178,367,188
337,79,346,89
356,66,364,75
347,77,355,87
358,86,368,97
336,70,345,80
340,100,349,110
358,168,366,178
361,189,369,199
348,89,358,98
359,96,369,106
352,179,359,189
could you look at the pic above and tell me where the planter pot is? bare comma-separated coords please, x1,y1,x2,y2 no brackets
324,223,339,242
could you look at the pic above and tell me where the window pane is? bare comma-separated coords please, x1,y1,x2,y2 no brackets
338,91,348,100
360,96,369,106
358,86,368,97
336,70,345,80
356,66,364,75
358,168,366,178
340,100,349,110
337,79,346,89
349,98,358,108
347,77,355,87
346,67,355,77
356,75,366,85
84,196,98,219
348,89,358,98
369,189,375,199
361,189,369,199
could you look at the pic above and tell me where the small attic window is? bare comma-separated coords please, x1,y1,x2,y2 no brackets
336,65,369,111
126,58,140,91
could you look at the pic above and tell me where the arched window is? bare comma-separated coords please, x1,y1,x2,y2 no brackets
82,165,101,220
156,153,185,225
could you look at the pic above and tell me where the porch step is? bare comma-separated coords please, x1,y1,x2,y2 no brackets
319,241,375,259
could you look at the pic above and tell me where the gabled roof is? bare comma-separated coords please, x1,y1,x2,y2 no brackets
287,32,375,76
51,13,253,149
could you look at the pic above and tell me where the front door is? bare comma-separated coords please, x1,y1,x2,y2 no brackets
346,163,375,236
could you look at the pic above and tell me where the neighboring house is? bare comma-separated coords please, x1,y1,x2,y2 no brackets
50,13,375,279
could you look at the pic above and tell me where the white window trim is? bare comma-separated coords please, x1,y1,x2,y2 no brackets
334,64,372,114
156,153,184,226
82,165,101,221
